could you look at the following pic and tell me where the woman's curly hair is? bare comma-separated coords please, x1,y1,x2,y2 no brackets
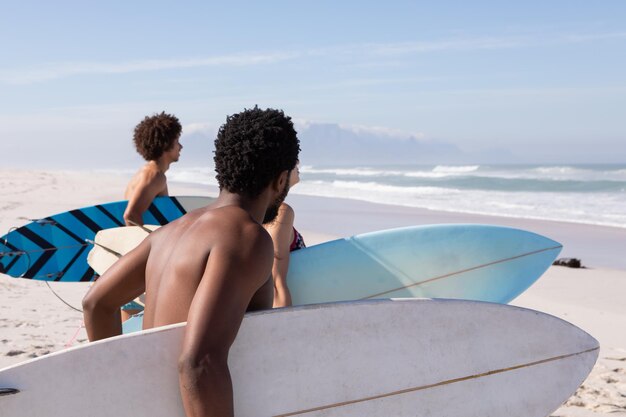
214,107,300,198
133,112,182,161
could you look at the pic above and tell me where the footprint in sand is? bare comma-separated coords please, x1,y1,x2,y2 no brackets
0,201,22,211
566,399,587,407
28,350,51,359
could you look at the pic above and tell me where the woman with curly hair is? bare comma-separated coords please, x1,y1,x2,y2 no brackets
123,112,183,227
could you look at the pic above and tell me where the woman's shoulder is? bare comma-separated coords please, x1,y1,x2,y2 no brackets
279,202,295,217
276,203,296,226
265,203,295,234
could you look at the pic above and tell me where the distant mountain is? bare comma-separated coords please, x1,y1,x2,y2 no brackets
177,123,217,167
296,122,464,165
178,121,468,166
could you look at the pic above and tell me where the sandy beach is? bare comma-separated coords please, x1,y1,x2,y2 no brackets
1,169,625,416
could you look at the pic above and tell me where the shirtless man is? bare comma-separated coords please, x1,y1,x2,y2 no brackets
124,112,183,226
119,112,183,319
82,107,300,417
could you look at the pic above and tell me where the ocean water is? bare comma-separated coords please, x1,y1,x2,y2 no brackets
168,164,626,229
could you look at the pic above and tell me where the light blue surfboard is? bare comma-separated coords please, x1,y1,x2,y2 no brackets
288,224,561,304
123,224,561,333
0,196,213,282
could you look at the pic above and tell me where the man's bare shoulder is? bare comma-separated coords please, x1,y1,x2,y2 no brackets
154,205,272,255
125,164,166,197
139,164,166,186
202,206,272,251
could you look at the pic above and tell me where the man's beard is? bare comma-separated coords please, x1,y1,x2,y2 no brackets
262,176,290,225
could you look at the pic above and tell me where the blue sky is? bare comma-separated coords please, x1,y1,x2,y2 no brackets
1,1,625,167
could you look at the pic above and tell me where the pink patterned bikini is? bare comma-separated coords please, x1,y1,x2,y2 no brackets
289,227,306,251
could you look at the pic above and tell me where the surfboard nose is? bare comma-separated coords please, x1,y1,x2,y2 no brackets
348,224,563,303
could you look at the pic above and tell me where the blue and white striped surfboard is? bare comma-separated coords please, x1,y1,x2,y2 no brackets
0,196,213,282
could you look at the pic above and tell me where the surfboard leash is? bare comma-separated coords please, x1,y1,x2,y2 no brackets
17,216,58,226
127,219,154,234
64,320,85,347
84,239,122,258
44,281,83,313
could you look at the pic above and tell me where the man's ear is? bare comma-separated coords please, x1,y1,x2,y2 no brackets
272,170,289,192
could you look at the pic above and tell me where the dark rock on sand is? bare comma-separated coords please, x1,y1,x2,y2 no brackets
553,258,583,268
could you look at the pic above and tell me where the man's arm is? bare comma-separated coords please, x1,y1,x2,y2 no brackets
124,171,166,226
178,227,273,417
82,237,151,340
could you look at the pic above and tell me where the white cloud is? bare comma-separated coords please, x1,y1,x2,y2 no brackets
560,31,626,43
364,31,626,56
337,123,426,140
183,122,218,136
0,52,299,85
293,118,425,140
2,31,624,85
291,118,314,130
366,37,529,55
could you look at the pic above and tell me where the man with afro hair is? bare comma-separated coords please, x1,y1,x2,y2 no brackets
123,111,183,227
83,106,300,417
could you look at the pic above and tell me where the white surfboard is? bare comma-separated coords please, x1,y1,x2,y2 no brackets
0,299,598,417
87,225,159,275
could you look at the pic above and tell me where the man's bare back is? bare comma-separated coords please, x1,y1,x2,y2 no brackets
124,163,168,201
142,203,274,329
83,198,275,339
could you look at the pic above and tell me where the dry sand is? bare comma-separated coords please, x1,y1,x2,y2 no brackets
1,169,625,416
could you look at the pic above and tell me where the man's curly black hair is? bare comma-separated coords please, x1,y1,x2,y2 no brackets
133,112,182,161
214,107,300,198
